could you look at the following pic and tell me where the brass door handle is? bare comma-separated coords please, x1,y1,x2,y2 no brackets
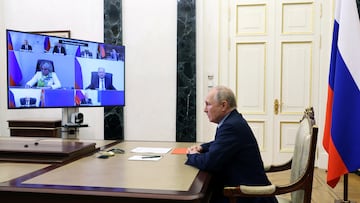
274,99,279,115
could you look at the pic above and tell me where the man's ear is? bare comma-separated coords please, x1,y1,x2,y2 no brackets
221,100,228,111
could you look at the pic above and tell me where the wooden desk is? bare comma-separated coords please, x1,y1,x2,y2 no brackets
0,140,212,203
8,119,62,137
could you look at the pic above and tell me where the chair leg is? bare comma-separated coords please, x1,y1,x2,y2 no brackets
304,187,313,203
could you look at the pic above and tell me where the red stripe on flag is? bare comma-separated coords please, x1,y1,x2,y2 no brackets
323,70,348,188
323,85,333,152
7,32,14,50
326,137,348,188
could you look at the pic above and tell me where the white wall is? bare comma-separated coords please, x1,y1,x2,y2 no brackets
196,0,221,143
317,1,335,169
122,0,177,141
0,0,104,139
0,0,6,136
1,0,104,140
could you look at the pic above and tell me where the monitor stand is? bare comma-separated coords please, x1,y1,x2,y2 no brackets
62,107,88,139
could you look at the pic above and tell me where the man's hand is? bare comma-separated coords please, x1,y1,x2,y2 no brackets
187,145,202,154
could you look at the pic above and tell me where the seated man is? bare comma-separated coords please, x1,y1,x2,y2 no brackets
110,49,119,60
20,40,32,51
52,41,66,55
86,67,116,90
186,86,278,203
81,49,93,58
25,61,61,89
20,97,37,107
81,92,92,104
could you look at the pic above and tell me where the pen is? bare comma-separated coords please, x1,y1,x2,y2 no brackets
141,155,161,159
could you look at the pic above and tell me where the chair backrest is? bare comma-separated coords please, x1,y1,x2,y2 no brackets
223,107,318,203
290,107,316,203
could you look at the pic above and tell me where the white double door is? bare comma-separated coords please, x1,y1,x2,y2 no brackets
219,0,329,165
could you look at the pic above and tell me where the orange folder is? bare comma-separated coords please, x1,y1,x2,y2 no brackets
171,148,188,154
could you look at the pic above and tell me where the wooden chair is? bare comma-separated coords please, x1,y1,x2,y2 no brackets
224,107,318,203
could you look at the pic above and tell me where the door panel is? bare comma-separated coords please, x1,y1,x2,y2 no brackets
280,41,312,113
228,0,275,165
236,42,266,113
226,0,320,165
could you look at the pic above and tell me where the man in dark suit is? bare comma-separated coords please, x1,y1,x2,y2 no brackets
20,40,32,51
86,67,116,90
186,86,278,203
52,42,66,55
110,48,119,60
81,49,93,58
80,92,92,104
20,97,37,107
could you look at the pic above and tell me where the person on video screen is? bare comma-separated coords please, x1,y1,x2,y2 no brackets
81,49,93,58
81,92,92,104
52,41,66,55
110,49,119,60
25,61,61,89
20,40,32,51
86,67,116,90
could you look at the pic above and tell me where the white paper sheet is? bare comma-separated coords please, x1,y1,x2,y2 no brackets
130,147,172,154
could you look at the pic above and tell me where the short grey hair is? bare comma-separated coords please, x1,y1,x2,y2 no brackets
213,86,237,109
40,61,53,72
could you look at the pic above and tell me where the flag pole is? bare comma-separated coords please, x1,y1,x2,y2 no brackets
343,174,348,201
335,174,357,203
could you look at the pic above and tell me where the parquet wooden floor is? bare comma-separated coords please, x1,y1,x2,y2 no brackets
267,168,360,202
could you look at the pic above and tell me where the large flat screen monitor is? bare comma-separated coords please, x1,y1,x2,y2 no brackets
6,29,125,109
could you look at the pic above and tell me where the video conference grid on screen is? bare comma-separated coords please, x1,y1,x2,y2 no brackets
7,30,125,109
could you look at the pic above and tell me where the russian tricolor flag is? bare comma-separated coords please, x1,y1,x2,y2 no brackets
8,32,23,86
8,90,15,108
7,32,13,50
44,36,51,52
98,43,106,58
75,89,85,105
74,46,83,89
323,0,360,188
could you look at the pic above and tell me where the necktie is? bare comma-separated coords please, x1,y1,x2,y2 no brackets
100,79,105,90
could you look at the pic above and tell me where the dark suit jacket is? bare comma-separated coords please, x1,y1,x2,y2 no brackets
81,98,92,105
186,110,278,203
81,50,93,58
21,44,32,51
52,45,66,55
20,97,36,106
86,74,116,90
